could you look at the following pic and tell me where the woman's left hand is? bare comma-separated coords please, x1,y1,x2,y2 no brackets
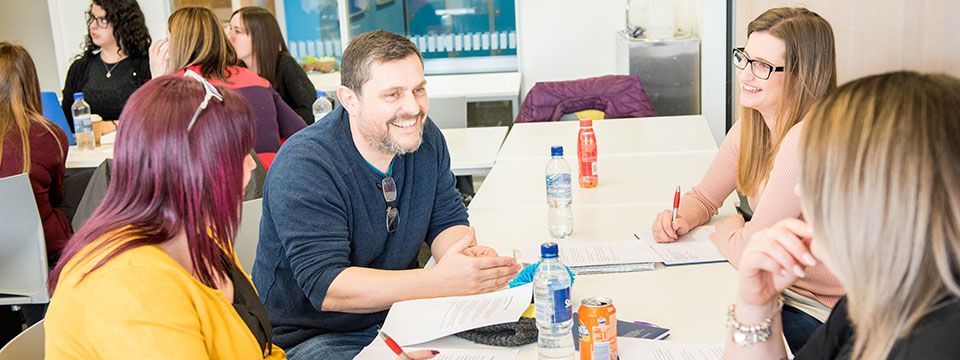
149,38,170,78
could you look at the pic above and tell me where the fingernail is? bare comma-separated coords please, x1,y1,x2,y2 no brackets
793,265,806,278
780,269,790,278
802,254,817,266
431,350,440,355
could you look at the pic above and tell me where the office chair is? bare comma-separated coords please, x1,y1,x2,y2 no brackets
427,96,468,129
0,319,44,360
40,92,75,146
0,174,49,306
234,198,263,272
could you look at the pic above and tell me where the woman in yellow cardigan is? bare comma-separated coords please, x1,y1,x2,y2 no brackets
43,73,284,359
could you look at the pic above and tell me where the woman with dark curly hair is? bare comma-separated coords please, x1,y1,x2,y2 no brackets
61,0,151,131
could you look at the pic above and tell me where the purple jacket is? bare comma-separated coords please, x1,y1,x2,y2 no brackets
180,66,307,153
516,75,656,123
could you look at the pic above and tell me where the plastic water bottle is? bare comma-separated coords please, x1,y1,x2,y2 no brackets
71,93,94,151
546,146,574,239
534,242,574,359
313,90,333,123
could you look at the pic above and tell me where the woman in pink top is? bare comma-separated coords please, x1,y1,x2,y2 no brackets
649,7,840,352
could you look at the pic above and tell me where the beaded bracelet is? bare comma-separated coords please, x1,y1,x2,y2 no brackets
726,299,783,346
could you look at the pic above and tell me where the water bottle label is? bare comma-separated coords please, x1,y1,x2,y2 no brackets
553,287,571,323
546,173,572,199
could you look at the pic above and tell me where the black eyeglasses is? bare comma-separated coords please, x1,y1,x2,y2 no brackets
86,12,109,27
377,176,399,233
732,48,784,80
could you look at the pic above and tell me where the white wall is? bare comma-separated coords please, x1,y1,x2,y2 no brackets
45,0,171,92
0,0,60,92
517,0,729,145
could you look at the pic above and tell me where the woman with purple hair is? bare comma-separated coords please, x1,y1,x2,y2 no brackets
43,74,286,359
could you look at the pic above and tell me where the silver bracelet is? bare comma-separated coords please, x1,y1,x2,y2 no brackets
726,299,783,346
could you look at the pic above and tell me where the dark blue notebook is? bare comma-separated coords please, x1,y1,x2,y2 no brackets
572,312,670,350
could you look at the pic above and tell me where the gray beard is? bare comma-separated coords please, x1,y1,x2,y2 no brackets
364,111,425,155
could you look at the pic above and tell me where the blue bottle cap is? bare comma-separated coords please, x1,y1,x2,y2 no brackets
73,92,83,100
550,146,563,156
540,242,559,259
316,91,326,97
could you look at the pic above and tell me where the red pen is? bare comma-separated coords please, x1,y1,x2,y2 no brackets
378,330,412,360
672,186,680,221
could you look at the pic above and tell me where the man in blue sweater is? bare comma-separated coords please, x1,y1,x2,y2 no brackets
252,30,521,360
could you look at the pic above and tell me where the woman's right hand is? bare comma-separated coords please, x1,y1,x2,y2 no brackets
403,350,439,359
651,209,692,243
736,218,817,306
149,38,170,78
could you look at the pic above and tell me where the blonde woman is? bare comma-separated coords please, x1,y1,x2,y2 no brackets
149,7,306,153
649,7,840,350
725,71,960,359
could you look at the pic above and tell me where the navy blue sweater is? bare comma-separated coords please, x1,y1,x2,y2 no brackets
252,106,468,349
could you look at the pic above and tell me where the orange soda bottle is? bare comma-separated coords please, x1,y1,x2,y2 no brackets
577,119,598,188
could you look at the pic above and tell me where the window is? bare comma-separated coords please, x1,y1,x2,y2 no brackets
283,0,517,74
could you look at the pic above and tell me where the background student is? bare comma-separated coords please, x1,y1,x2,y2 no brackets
649,7,841,351
725,71,960,360
44,74,286,359
150,7,306,153
229,6,317,125
61,0,151,128
0,42,71,264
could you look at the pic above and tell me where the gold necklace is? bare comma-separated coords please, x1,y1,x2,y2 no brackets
103,59,121,78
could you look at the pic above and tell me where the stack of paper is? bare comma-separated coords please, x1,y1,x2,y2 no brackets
618,338,724,359
379,283,533,346
636,227,727,266
355,284,532,360
518,241,661,274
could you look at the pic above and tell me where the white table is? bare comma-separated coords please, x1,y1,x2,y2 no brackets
497,115,718,160
65,144,113,169
407,205,738,357
433,116,737,358
468,152,719,209
440,126,508,176
67,128,509,177
310,71,522,118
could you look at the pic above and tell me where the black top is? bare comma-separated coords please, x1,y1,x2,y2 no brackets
272,53,317,125
61,53,151,131
795,296,960,359
224,255,274,356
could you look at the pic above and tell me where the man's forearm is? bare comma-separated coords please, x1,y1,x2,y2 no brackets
322,266,441,313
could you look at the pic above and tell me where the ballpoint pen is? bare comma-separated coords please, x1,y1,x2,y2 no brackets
672,186,680,221
379,330,412,360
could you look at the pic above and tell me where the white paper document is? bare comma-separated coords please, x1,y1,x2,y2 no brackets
618,338,724,360
353,343,519,360
519,241,662,267
637,227,727,265
379,283,533,346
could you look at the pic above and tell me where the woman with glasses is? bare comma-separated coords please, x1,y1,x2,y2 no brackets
150,7,306,153
61,0,151,130
649,7,841,351
228,6,317,125
43,74,287,359
724,71,960,360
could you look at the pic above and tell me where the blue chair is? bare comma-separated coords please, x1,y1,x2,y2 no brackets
40,92,75,146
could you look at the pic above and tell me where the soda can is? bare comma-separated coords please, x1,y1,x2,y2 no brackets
578,297,618,360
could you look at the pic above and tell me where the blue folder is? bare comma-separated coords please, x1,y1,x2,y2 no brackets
40,91,75,146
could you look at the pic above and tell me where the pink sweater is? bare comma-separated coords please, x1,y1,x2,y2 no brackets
677,121,844,308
